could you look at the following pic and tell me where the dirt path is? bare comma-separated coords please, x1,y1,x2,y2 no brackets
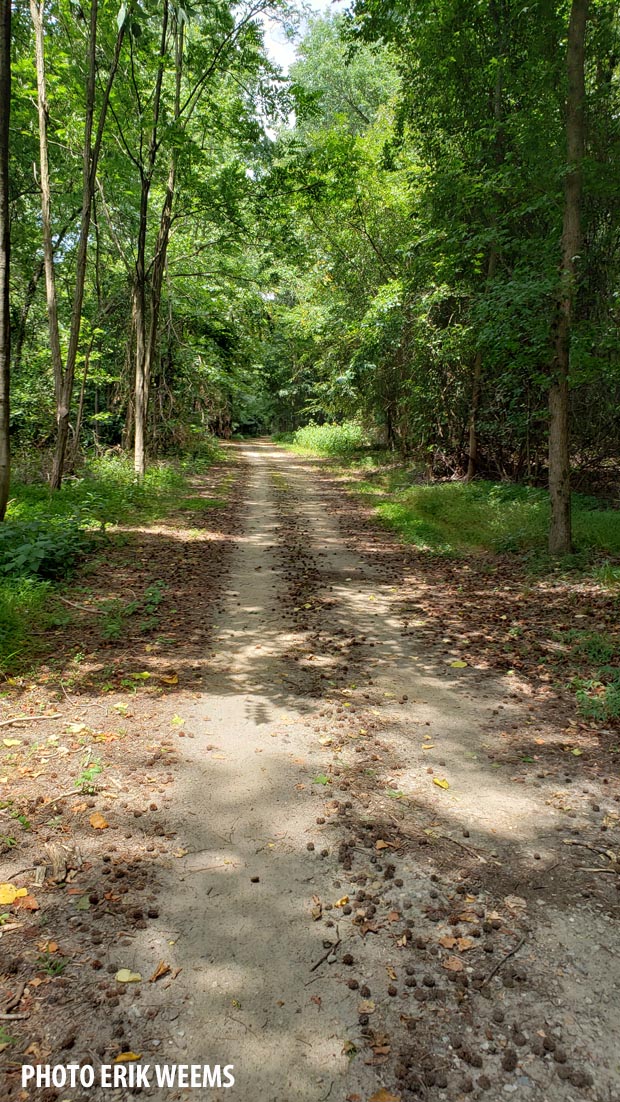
2,442,619,1102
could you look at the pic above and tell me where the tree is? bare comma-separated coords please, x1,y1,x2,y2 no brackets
0,0,9,519
548,0,588,554
30,0,125,490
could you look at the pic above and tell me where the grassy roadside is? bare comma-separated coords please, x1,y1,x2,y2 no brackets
0,442,226,675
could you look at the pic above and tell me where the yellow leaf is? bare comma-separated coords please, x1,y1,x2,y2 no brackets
0,884,27,905
173,848,188,858
358,999,375,1014
433,778,450,790
571,748,583,756
450,660,468,668
3,738,21,747
89,812,109,830
160,673,178,685
114,1052,141,1062
375,839,390,850
369,1091,401,1102
334,896,349,908
115,969,142,984
171,715,185,727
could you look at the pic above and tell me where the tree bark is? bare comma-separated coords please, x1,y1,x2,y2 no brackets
30,0,126,490
30,0,64,408
0,0,10,520
548,0,588,555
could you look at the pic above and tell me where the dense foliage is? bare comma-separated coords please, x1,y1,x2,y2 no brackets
0,0,618,547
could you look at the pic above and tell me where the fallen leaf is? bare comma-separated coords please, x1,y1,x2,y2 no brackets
358,999,375,1014
115,969,142,984
449,660,468,669
433,778,450,790
148,961,171,983
375,839,390,850
89,812,109,830
386,910,400,923
171,715,185,727
456,937,474,951
386,966,397,980
369,1091,401,1102
439,935,457,949
442,955,464,972
0,884,27,906
311,895,322,921
342,1040,357,1056
334,896,349,908
14,894,39,911
2,738,21,747
75,896,90,911
160,673,178,685
114,1052,141,1062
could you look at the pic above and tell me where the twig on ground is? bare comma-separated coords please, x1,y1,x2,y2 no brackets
481,936,526,988
310,938,341,973
577,866,617,874
56,596,104,614
5,867,37,881
5,981,26,1013
0,714,63,728
0,1012,29,1021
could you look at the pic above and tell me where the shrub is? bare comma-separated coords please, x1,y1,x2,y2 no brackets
285,421,371,456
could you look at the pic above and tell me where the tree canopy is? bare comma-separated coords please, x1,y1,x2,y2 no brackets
0,0,618,550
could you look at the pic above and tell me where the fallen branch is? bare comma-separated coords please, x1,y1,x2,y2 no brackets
0,713,63,728
481,936,526,988
0,1012,29,1021
577,866,617,875
5,981,25,1013
56,595,104,614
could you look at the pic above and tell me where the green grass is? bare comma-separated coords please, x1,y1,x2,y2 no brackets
0,577,51,672
274,421,372,457
351,478,620,559
0,448,223,675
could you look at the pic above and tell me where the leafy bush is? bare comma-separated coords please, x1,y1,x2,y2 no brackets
0,518,89,579
282,421,371,456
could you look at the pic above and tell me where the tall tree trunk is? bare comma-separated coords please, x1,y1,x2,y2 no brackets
133,2,182,479
31,0,125,489
548,0,588,555
466,246,498,481
0,0,10,520
466,22,503,484
30,0,64,407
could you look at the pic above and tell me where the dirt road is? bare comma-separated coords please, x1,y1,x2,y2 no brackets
2,442,619,1102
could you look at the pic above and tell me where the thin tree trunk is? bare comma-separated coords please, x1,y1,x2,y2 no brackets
0,0,10,520
133,1,182,479
466,32,503,484
30,0,64,407
548,0,588,555
29,0,126,490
